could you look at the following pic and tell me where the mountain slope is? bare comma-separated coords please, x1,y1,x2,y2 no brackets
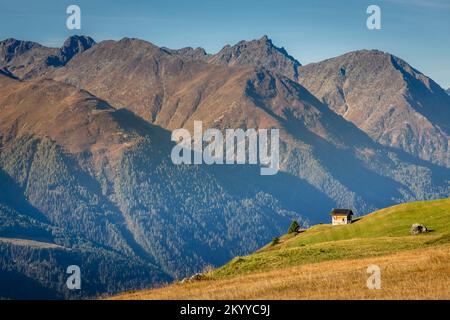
112,198,450,299
47,37,449,216
196,39,450,168
0,35,95,79
208,35,301,81
0,164,168,299
298,50,450,167
1,36,449,298
0,73,306,297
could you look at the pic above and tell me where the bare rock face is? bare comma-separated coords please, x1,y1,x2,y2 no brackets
0,35,95,79
298,50,450,167
410,223,428,235
0,68,18,79
161,46,209,61
0,38,39,61
208,35,301,81
47,35,95,67
0,38,58,79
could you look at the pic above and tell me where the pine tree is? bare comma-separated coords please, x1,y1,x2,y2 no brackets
288,220,300,234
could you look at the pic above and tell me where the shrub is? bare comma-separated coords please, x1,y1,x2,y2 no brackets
271,237,280,246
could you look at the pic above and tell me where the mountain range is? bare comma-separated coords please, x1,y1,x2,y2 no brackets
0,35,449,298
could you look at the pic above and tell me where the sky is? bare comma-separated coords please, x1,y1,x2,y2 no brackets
0,0,449,88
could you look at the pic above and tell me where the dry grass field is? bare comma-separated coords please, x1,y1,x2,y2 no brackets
112,244,449,300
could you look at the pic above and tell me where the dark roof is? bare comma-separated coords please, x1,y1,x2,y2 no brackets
330,208,353,216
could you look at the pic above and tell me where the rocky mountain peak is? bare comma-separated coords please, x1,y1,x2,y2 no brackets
47,35,96,67
298,49,450,167
0,38,41,63
161,46,209,61
0,35,96,78
61,35,95,55
208,35,301,80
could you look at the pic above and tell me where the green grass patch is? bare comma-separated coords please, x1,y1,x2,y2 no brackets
212,198,450,278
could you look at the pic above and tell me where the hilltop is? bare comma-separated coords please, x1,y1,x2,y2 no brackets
112,198,450,299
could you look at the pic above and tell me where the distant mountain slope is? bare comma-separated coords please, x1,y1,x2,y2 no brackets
47,37,449,214
189,38,450,168
0,35,95,79
3,36,448,173
0,36,449,298
0,181,167,299
0,233,164,299
0,72,305,297
298,50,450,167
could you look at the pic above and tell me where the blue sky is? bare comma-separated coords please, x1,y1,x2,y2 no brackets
1,0,449,88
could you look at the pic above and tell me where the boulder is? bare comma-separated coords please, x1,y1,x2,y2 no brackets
410,223,428,235
180,277,189,284
189,273,204,281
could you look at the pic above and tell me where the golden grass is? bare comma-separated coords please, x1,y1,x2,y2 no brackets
111,244,450,300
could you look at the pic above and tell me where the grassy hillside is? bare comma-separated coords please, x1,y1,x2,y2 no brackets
212,198,450,277
112,198,450,299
